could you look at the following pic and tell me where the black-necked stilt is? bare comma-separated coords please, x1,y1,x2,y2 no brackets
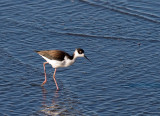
35,48,90,90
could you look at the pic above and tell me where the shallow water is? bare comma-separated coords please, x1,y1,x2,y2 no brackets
0,0,160,115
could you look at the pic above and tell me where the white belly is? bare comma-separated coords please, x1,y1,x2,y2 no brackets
41,55,75,68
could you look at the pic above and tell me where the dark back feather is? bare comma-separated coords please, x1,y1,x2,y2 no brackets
35,50,73,61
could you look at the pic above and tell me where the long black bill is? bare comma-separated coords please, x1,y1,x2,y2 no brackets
84,55,91,62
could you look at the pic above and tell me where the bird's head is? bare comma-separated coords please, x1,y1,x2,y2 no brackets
74,48,91,62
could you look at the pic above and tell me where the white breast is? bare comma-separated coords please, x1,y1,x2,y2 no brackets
63,56,75,67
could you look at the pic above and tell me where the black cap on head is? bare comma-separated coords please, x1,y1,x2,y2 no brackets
77,48,84,54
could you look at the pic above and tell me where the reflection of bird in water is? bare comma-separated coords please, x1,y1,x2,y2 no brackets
35,48,90,90
40,87,66,116
40,87,82,115
40,105,66,116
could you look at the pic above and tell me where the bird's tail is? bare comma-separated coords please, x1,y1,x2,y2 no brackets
34,50,40,53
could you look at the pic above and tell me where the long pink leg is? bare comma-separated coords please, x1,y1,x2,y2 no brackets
41,62,48,86
53,68,59,90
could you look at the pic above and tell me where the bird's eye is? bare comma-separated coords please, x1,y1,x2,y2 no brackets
77,48,84,54
78,50,83,54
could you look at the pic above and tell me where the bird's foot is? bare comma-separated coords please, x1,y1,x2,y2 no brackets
41,81,47,86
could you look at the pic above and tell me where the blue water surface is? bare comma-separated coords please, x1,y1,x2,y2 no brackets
0,0,160,115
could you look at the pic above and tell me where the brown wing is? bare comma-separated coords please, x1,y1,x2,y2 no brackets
36,50,67,61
